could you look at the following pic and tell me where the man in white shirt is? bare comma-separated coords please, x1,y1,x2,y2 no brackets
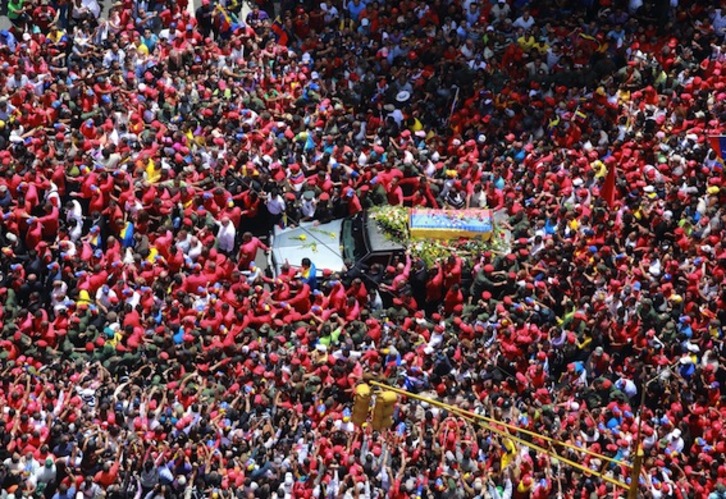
216,216,236,255
490,0,511,24
333,409,355,432
320,3,339,25
34,458,57,489
3,453,23,476
102,42,125,68
96,284,118,312
5,71,29,91
122,287,141,307
513,10,535,31
300,191,317,220
175,230,192,253
0,99,16,121
81,0,101,17
66,199,84,233
266,191,286,230
665,429,684,454
22,453,41,484
384,104,404,126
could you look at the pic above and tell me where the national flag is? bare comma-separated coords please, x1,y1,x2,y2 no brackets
120,221,134,248
708,136,726,165
600,161,617,208
215,5,233,32
271,17,288,46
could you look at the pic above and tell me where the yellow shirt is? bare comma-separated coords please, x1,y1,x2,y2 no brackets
147,247,159,263
531,42,549,55
517,36,536,52
500,439,517,469
145,159,161,184
48,30,66,44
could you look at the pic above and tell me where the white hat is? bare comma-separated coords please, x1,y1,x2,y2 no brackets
396,90,411,103
360,17,369,26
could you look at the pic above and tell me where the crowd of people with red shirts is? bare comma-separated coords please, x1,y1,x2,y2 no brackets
0,0,725,497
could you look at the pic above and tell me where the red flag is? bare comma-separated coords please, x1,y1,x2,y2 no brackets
600,161,617,208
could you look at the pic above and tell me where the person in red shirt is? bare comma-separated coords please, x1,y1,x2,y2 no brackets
93,452,121,488
345,188,362,216
237,232,269,269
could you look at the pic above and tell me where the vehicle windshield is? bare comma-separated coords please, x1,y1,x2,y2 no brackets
341,216,366,262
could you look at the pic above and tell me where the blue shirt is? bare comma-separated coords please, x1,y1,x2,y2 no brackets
348,0,366,21
0,31,17,52
141,34,158,52
52,486,76,499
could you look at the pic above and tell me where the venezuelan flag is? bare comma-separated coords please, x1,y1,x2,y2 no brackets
271,17,288,46
709,136,726,165
89,232,101,250
215,4,233,32
120,221,134,248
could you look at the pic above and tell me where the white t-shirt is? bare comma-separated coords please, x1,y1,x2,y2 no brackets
512,15,535,30
266,195,286,216
217,221,236,252
96,288,118,309
34,463,57,485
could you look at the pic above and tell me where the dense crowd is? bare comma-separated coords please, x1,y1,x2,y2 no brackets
0,0,725,497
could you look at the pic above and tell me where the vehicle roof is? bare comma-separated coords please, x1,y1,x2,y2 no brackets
272,220,345,274
364,212,406,254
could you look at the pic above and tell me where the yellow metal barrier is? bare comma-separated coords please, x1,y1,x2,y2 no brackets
368,381,635,493
369,381,632,469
